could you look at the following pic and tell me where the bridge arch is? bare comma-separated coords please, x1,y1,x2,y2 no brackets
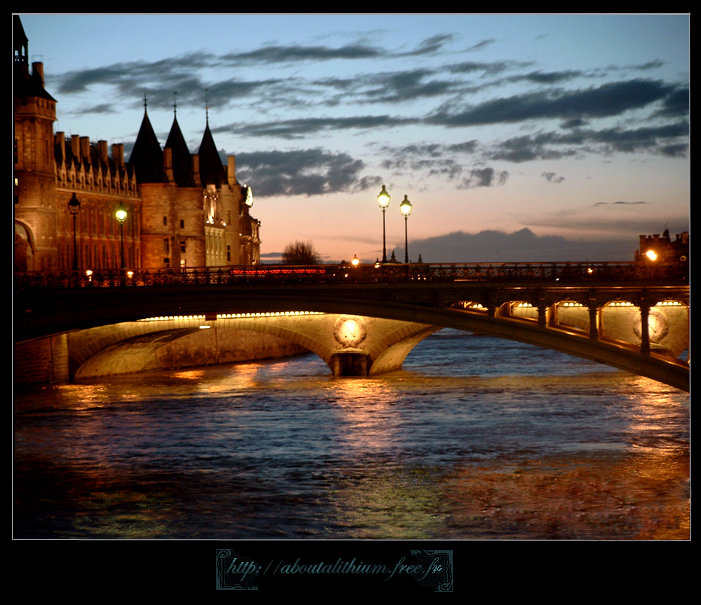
65,312,441,380
14,268,689,390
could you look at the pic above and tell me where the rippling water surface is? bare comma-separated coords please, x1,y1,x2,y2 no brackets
14,330,690,539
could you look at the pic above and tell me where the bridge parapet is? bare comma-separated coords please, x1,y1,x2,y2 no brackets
14,262,689,390
13,260,689,290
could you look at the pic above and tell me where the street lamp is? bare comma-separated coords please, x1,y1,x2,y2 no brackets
400,195,412,263
115,202,128,269
68,193,80,271
377,185,390,262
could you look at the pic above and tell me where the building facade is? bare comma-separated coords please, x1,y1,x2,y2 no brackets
635,229,689,263
14,16,260,274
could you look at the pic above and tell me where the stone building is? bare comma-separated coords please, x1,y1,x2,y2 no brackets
14,15,260,273
635,229,689,263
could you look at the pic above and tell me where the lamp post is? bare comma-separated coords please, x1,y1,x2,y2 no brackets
115,202,128,269
377,185,390,262
68,193,80,271
400,195,412,263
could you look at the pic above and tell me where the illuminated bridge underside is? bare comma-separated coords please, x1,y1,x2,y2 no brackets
68,314,440,380
15,280,689,391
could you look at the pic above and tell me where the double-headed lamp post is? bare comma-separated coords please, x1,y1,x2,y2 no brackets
377,185,391,262
400,195,412,263
68,193,80,271
115,202,128,269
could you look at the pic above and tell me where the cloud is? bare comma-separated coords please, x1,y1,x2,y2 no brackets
45,27,688,200
522,214,688,240
376,141,479,181
466,38,497,53
225,115,415,139
458,167,509,189
426,79,682,127
653,86,689,118
593,201,649,206
483,121,688,162
226,42,384,64
542,172,565,183
392,228,637,263
447,59,534,76
510,69,584,84
235,148,375,197
361,69,460,103
401,34,455,56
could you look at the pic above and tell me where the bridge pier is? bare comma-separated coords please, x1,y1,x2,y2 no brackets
588,292,599,341
639,296,651,355
329,351,371,377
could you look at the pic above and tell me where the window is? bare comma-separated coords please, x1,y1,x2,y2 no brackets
180,240,186,253
180,219,185,229
163,216,168,226
163,237,169,252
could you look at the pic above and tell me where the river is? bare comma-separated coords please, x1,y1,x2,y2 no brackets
14,329,689,541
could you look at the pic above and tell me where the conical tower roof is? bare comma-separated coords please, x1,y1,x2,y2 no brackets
128,107,166,183
198,120,226,188
14,15,56,102
165,114,195,187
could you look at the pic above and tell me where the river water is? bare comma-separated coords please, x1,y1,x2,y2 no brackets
14,329,690,541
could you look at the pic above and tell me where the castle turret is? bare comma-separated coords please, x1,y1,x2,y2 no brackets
14,15,59,271
128,102,166,183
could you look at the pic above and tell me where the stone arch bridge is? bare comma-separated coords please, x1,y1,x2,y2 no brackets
14,261,689,391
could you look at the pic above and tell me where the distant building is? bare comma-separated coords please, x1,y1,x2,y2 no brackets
635,229,689,263
14,15,260,273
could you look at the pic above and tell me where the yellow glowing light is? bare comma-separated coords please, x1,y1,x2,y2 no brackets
377,185,390,209
352,255,360,266
115,202,127,223
138,311,323,322
645,250,658,261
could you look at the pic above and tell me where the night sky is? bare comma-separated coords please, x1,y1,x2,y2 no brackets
18,13,689,263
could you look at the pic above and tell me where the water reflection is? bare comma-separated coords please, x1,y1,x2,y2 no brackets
14,333,689,540
440,449,689,540
325,378,403,454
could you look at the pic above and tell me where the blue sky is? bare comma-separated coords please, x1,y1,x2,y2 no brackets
17,13,689,263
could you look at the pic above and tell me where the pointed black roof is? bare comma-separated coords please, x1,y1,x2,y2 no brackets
13,15,56,102
14,15,28,57
128,108,166,183
165,114,195,187
198,120,226,188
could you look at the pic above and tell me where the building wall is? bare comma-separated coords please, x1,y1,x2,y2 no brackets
14,68,59,271
15,58,262,274
176,188,207,268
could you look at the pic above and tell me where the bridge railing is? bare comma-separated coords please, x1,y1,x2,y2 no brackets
14,261,689,289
